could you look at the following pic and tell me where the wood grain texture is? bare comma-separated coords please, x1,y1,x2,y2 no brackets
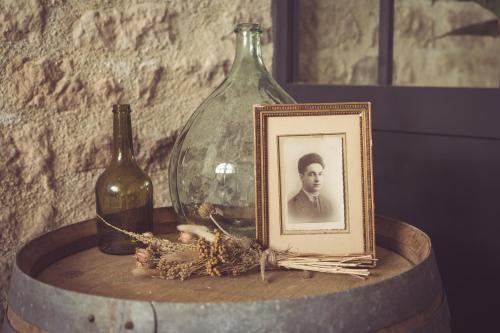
30,213,420,303
36,245,410,303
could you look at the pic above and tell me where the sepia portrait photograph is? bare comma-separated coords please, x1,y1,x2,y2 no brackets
254,102,375,258
278,134,347,234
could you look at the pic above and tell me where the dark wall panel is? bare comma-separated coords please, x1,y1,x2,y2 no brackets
373,131,500,332
287,84,500,140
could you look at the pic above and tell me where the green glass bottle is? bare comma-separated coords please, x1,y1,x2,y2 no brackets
168,23,295,237
96,104,153,255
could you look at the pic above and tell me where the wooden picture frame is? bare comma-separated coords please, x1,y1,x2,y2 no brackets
254,103,375,259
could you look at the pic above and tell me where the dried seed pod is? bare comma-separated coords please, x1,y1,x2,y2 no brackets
197,202,215,218
135,248,151,265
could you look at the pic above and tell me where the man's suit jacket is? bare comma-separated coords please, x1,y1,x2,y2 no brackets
288,190,333,221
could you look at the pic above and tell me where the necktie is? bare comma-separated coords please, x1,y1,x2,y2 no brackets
314,196,321,213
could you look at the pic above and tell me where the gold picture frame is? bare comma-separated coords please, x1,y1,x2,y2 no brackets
254,103,375,259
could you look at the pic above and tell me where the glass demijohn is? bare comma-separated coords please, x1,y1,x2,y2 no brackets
169,23,295,237
96,104,153,255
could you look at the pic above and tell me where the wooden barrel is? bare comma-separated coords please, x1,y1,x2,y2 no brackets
3,207,450,333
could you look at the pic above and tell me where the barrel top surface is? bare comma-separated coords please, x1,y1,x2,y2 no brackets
7,208,449,333
18,208,430,303
36,245,411,303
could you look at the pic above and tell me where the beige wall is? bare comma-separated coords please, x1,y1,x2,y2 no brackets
0,0,272,319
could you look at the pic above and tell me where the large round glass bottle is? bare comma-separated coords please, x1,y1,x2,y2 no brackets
169,23,295,237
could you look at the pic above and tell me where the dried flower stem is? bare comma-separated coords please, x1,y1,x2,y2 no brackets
209,214,233,238
281,260,369,268
260,249,373,280
96,213,195,252
278,256,376,268
195,202,235,238
277,262,370,279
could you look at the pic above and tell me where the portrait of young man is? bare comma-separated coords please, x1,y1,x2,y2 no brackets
279,134,346,232
288,153,334,221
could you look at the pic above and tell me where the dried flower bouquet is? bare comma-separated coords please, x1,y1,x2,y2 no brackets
97,203,375,281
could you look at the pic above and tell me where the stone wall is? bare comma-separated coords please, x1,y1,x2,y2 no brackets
0,0,272,322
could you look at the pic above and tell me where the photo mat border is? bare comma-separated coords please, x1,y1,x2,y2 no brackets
254,103,375,259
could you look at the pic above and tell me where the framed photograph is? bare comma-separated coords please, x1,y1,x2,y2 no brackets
254,103,375,259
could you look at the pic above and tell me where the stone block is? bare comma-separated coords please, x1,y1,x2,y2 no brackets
0,0,44,41
72,3,177,51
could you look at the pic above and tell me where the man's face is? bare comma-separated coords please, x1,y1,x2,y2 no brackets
300,163,324,194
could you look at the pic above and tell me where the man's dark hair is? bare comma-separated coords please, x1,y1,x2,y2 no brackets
298,153,325,174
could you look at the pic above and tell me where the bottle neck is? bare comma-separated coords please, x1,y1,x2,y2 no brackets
112,107,135,164
227,28,268,79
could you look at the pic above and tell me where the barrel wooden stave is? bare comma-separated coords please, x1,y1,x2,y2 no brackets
3,209,450,333
7,264,155,333
417,296,451,333
151,251,444,332
2,314,15,333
